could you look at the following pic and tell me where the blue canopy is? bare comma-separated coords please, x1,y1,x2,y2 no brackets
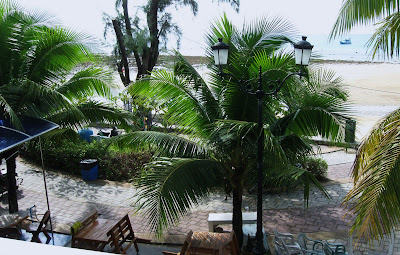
0,116,59,153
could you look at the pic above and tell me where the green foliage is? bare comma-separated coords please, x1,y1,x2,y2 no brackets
344,107,400,243
103,0,240,80
329,0,400,59
0,1,132,132
329,0,400,243
298,157,328,180
116,14,349,239
20,139,151,181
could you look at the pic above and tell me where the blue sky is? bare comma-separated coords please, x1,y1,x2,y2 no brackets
16,0,375,55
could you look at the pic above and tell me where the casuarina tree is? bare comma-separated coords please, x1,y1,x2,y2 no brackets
104,0,240,84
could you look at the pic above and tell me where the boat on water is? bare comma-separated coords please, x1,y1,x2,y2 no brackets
340,38,351,45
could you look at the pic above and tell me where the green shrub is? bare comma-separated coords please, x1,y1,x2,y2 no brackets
99,152,152,181
20,139,151,182
299,156,328,180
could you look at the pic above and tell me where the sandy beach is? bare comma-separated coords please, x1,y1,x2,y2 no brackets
313,62,400,140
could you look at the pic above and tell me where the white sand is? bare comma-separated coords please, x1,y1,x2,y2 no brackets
313,62,400,140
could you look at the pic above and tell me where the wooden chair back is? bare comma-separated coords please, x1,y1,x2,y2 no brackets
227,231,240,255
162,230,193,255
71,209,98,236
28,210,51,243
37,211,50,231
106,214,138,254
70,209,98,248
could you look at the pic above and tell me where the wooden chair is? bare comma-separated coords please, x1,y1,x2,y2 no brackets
226,231,241,255
106,214,140,254
27,210,51,244
70,209,99,249
0,215,29,239
162,230,193,255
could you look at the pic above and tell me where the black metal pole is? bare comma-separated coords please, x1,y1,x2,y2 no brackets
254,66,265,255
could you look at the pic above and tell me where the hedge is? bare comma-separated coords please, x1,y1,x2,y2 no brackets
20,139,151,182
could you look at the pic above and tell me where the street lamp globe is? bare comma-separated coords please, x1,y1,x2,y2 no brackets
294,36,314,66
211,38,230,67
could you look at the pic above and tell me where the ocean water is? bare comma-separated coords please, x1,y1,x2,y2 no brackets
308,34,400,63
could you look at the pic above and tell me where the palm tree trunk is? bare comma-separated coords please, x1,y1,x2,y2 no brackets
232,180,244,248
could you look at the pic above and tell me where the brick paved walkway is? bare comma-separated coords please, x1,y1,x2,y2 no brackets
3,148,393,254
0,149,355,236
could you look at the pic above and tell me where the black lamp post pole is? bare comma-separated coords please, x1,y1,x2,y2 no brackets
254,66,266,255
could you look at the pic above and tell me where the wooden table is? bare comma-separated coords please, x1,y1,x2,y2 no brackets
73,218,119,251
188,232,239,255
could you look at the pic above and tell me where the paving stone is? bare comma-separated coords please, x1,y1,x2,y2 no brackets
0,154,395,254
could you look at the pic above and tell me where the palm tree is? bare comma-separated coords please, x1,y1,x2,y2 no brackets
115,15,349,245
330,0,400,59
330,0,400,244
0,1,131,212
342,110,400,243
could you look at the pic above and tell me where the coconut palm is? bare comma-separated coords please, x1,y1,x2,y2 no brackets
112,14,349,244
329,0,400,59
342,110,400,242
0,1,131,212
329,0,400,244
0,1,130,128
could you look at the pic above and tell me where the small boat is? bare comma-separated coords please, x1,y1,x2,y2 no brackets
340,38,351,45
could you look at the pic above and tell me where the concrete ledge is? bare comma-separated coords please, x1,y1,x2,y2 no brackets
208,212,257,232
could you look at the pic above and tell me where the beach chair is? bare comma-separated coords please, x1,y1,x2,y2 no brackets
162,230,193,255
323,240,348,255
26,210,51,243
273,229,302,255
297,233,324,255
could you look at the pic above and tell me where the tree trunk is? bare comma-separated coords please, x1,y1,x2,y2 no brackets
4,150,18,213
144,0,160,77
112,19,131,86
232,177,244,248
122,0,132,37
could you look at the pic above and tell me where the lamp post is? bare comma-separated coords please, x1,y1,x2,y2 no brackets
212,36,313,255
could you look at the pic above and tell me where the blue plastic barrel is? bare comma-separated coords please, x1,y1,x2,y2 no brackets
80,159,98,181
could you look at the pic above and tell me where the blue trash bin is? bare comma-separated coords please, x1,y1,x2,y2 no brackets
80,159,98,181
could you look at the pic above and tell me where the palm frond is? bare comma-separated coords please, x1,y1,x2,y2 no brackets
278,97,347,141
366,13,400,59
38,128,81,143
56,66,113,100
0,92,22,130
109,131,208,158
238,16,295,54
134,158,224,238
329,0,398,39
305,67,347,101
47,101,132,130
343,108,400,242
129,69,214,135
172,51,221,121
28,26,91,84
208,119,257,160
286,166,331,207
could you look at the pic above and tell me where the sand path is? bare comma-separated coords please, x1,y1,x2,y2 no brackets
314,62,400,140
